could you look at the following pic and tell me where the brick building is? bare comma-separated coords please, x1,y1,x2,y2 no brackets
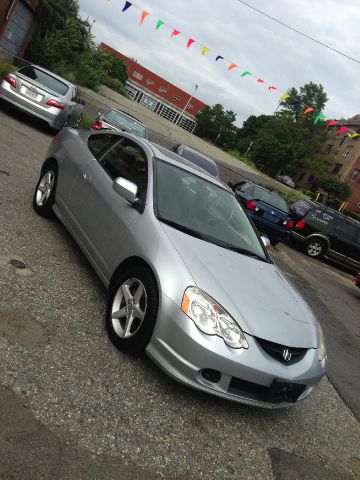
0,0,38,60
100,42,207,132
293,116,360,217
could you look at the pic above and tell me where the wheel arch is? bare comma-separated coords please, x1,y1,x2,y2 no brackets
305,233,331,250
40,157,58,174
109,256,160,294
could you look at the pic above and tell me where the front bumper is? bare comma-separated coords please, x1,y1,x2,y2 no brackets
146,293,327,409
0,81,67,129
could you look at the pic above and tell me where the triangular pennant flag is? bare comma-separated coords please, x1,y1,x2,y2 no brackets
201,47,209,56
335,127,349,135
215,55,224,61
139,10,149,25
187,38,195,48
155,20,165,30
303,107,315,115
348,132,360,138
171,29,180,37
241,71,251,78
268,86,277,91
228,63,238,71
122,1,132,12
257,79,264,83
279,94,290,102
314,113,326,125
326,120,338,127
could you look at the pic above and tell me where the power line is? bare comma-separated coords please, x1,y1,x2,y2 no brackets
234,0,360,65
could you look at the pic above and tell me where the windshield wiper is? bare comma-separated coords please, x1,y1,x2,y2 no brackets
158,218,206,240
223,245,269,263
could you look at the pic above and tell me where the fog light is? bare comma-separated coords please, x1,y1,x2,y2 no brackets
201,368,221,383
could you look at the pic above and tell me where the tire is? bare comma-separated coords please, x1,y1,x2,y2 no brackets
304,238,326,258
269,237,279,246
33,163,58,218
106,265,159,354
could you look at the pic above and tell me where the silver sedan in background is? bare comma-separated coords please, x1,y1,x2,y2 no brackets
0,64,84,129
33,129,327,408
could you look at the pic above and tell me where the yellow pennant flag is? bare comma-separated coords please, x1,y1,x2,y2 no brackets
201,47,209,56
279,93,290,102
348,132,360,138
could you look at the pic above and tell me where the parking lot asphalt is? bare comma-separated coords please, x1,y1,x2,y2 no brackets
0,102,360,480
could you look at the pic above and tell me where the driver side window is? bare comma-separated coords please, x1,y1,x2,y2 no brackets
99,138,148,203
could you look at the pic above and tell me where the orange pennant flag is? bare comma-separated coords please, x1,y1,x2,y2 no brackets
303,107,315,115
139,10,149,25
228,63,238,71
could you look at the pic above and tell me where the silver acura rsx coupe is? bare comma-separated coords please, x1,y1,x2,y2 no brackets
33,128,327,408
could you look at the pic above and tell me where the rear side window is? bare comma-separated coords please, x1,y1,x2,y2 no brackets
88,134,120,160
234,182,251,194
290,200,313,217
18,66,69,96
253,187,289,212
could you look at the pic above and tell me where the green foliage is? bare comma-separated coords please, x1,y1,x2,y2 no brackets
318,174,352,200
195,104,237,149
79,114,93,130
26,0,128,90
102,75,129,97
0,62,15,80
226,149,256,169
280,82,328,122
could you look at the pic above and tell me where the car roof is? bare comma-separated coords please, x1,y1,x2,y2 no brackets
17,63,74,87
293,199,360,226
238,180,285,198
103,108,146,126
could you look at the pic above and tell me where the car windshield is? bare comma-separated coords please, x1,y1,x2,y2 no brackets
155,160,268,261
104,110,147,138
181,149,219,177
18,66,69,96
253,187,289,212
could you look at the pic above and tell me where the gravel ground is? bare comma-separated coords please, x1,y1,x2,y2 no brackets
0,104,359,479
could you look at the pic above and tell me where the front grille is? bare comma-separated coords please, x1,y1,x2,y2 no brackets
256,337,307,365
228,377,307,404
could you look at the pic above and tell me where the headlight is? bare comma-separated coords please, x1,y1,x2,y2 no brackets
317,322,326,361
181,286,248,349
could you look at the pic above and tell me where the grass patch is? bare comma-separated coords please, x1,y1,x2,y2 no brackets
79,114,93,130
227,149,256,169
102,75,129,98
0,62,16,80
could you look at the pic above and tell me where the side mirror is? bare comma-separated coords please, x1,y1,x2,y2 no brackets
261,236,271,248
113,177,138,204
96,111,102,117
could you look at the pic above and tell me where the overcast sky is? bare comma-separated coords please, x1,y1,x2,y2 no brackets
78,0,360,126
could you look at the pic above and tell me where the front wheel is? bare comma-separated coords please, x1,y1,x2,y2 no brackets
106,266,159,354
33,164,58,217
304,238,326,258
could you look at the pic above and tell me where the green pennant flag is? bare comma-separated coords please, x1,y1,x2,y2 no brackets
241,71,251,78
156,20,165,30
314,113,325,124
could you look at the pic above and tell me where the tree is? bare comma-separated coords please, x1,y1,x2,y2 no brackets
280,82,328,121
195,104,237,149
318,174,352,201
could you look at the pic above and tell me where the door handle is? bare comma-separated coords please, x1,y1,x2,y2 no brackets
82,171,92,183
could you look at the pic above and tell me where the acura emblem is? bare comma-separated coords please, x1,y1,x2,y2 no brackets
282,348,292,362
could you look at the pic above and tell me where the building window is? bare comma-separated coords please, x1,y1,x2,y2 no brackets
350,168,360,181
124,82,139,100
343,146,353,157
187,104,194,109
332,163,343,174
133,71,143,80
139,93,158,111
159,105,177,122
146,79,154,86
330,152,337,161
172,95,180,101
178,116,196,132
326,144,333,154
159,86,167,93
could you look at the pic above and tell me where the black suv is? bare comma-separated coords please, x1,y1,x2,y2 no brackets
289,199,360,271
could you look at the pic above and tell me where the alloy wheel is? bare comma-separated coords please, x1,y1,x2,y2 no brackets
307,241,323,257
35,171,55,206
111,278,147,338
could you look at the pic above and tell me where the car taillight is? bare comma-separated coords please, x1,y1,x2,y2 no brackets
296,219,305,230
46,99,65,110
91,121,103,130
285,220,295,229
246,200,256,210
4,75,16,88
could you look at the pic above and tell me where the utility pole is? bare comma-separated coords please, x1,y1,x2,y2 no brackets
176,84,198,125
245,140,253,158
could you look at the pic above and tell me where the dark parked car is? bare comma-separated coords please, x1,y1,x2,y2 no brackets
229,181,294,245
170,144,219,178
91,108,148,139
289,199,360,271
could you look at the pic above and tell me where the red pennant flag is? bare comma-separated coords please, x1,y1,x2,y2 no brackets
139,10,149,25
335,127,349,135
268,86,277,91
171,29,180,38
187,38,195,48
303,107,315,115
326,120,338,127
227,63,238,71
257,79,264,83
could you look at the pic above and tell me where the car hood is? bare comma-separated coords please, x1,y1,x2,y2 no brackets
162,225,318,348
